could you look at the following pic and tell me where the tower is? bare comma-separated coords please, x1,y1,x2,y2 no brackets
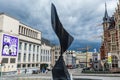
101,3,110,60
103,3,110,31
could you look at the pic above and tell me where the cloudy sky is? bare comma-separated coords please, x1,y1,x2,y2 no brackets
0,0,118,51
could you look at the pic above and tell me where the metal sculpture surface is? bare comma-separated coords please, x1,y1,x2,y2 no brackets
51,3,74,80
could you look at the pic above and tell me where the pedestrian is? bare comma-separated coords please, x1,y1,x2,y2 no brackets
42,67,45,73
25,69,27,74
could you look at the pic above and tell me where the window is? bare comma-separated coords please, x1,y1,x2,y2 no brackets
95,58,97,61
41,49,43,53
33,54,35,62
32,31,34,37
22,64,26,68
19,25,21,33
24,28,25,34
32,64,34,67
36,64,38,67
112,45,116,51
36,54,38,61
119,25,120,29
31,30,33,37
23,53,26,62
18,53,21,61
33,45,35,52
28,54,31,62
40,56,42,62
21,27,23,34
96,65,98,68
29,44,31,51
111,34,115,43
25,28,27,35
26,29,28,36
19,42,22,50
24,43,27,50
45,55,48,62
44,50,45,54
28,64,30,67
28,29,30,36
2,58,8,63
37,46,39,53
10,58,16,63
17,64,21,68
55,52,57,55
55,56,57,59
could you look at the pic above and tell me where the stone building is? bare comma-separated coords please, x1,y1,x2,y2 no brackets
0,13,52,74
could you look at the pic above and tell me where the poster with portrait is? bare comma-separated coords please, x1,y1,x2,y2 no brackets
2,34,18,56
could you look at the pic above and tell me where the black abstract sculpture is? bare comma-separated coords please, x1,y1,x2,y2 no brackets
51,3,74,80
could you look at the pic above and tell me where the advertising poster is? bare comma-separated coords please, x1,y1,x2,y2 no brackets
2,34,18,56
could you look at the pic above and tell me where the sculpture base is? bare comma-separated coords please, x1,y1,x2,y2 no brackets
52,56,71,80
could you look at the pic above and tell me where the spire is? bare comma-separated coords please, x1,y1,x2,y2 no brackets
103,2,109,22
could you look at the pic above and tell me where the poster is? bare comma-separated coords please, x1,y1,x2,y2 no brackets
2,34,18,56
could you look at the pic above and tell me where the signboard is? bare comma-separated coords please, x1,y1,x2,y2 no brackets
108,53,112,64
2,34,18,56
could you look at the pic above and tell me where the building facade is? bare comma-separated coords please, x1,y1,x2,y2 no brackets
51,45,66,67
92,53,102,71
76,52,93,68
17,23,41,74
51,45,76,68
65,51,76,69
51,45,61,67
0,13,52,74
100,2,120,69
40,38,51,70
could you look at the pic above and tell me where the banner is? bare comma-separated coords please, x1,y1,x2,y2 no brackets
108,53,112,64
2,34,18,56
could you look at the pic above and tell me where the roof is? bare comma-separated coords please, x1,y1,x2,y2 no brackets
103,3,110,22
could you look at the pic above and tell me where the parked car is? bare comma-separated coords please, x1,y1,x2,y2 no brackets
82,67,91,72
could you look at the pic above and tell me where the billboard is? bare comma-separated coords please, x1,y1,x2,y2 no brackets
2,34,18,56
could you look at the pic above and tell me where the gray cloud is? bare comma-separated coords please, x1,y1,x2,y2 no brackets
0,0,118,47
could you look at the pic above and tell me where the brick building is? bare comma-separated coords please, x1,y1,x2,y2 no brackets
100,2,120,69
